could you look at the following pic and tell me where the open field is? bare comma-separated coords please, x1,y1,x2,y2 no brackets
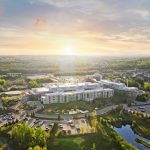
47,137,85,150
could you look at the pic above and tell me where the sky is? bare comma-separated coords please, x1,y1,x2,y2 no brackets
0,0,150,56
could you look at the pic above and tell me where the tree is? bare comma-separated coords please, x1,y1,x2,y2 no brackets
134,77,144,87
132,120,137,129
91,111,98,132
128,79,140,88
144,82,150,91
57,114,61,120
0,142,7,150
61,130,67,136
10,85,19,91
28,95,38,101
11,124,48,150
28,146,47,150
0,85,4,92
28,80,39,88
67,130,71,135
80,126,85,134
34,128,47,147
91,143,96,150
0,79,6,85
136,93,150,102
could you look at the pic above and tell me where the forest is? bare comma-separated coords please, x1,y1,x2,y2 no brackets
0,56,149,75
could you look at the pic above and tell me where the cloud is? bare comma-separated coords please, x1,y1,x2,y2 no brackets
127,9,150,19
33,18,48,27
36,0,88,8
36,0,114,13
0,0,150,55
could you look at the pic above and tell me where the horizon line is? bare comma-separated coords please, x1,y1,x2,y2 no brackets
0,54,150,58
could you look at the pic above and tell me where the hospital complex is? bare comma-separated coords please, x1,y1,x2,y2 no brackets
32,74,139,104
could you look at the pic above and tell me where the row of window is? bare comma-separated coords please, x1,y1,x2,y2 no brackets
45,91,113,103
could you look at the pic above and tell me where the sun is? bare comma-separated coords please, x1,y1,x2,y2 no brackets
63,47,74,55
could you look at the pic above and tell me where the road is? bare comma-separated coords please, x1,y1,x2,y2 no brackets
123,101,150,115
96,105,118,115
125,105,150,115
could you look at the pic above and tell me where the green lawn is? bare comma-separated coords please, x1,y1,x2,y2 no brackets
47,137,84,150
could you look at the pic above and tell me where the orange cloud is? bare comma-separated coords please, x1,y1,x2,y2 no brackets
33,18,48,27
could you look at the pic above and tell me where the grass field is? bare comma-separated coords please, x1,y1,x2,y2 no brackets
47,137,84,150
47,133,121,150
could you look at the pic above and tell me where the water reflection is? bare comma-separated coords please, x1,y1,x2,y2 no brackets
114,125,150,150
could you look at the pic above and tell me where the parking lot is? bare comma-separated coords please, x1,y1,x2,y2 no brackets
57,118,92,135
24,118,92,135
0,113,17,127
128,105,150,114
25,118,54,132
0,110,28,127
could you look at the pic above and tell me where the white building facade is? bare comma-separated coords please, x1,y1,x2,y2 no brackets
101,80,139,98
38,82,114,104
31,79,139,104
41,88,114,104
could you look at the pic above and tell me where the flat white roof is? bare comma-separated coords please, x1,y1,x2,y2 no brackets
4,91,22,95
120,87,138,91
44,87,113,96
46,82,100,87
101,80,125,86
32,87,49,92
101,80,138,91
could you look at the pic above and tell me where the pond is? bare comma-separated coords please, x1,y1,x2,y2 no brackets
114,124,150,150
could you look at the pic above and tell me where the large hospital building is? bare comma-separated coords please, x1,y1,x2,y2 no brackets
32,82,114,104
31,74,139,104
